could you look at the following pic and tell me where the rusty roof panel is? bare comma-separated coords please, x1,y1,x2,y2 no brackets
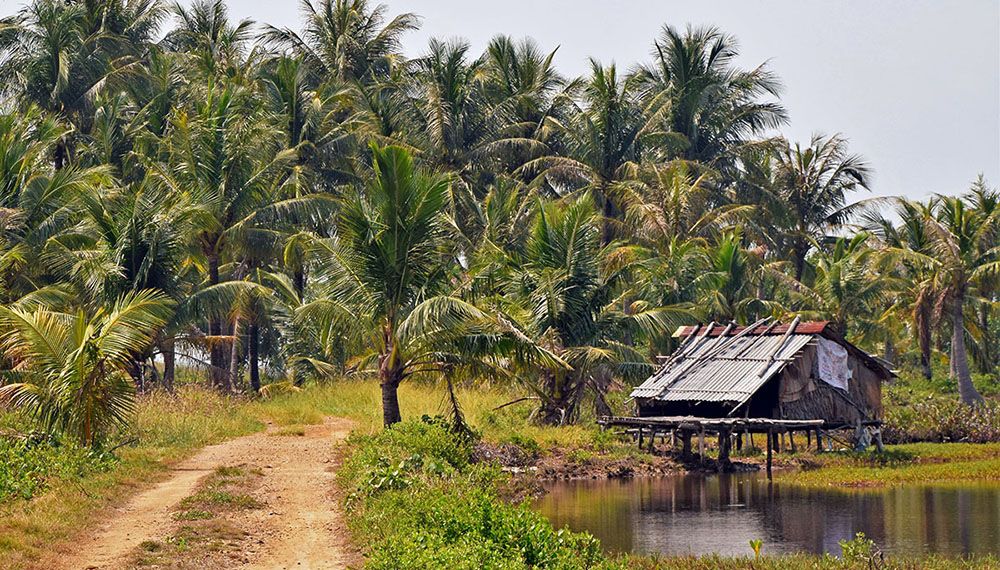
673,321,830,338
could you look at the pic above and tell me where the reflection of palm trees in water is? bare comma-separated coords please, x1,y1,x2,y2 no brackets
535,473,1000,557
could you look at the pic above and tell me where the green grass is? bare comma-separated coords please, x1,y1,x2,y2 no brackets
778,442,1000,487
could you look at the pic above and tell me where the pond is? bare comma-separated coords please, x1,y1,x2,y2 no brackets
533,473,1000,557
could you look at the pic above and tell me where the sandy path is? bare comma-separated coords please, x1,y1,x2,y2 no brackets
53,418,355,570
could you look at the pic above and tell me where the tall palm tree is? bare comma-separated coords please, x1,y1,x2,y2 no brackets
525,59,647,244
924,194,998,404
0,0,166,167
754,134,872,280
261,0,418,85
0,289,173,446
634,24,786,165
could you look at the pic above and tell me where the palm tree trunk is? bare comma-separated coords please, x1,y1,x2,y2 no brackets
379,328,403,427
228,317,241,392
249,323,260,393
207,250,229,389
976,303,992,374
918,306,933,380
951,300,984,405
161,337,176,392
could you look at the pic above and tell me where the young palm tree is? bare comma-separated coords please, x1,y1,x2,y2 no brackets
0,289,173,446
494,195,686,423
308,144,459,426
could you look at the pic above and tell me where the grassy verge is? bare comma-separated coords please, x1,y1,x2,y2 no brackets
777,442,1000,487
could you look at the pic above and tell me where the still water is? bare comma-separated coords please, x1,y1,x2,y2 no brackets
534,473,1000,556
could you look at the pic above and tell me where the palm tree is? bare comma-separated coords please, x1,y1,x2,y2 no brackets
492,195,685,423
634,24,786,166
924,194,998,404
308,144,460,426
163,0,254,78
694,231,781,323
153,80,293,388
261,0,418,84
0,289,173,446
0,0,166,167
753,134,872,280
865,198,938,379
525,59,646,244
799,233,887,336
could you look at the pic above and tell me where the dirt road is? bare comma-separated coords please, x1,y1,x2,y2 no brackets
51,418,357,570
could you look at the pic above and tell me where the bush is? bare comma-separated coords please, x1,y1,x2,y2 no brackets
883,389,1000,443
0,434,115,502
341,417,608,569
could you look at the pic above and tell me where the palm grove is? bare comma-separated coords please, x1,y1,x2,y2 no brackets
0,0,996,444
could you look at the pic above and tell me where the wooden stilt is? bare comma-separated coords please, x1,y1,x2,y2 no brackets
766,429,773,481
698,429,706,463
789,431,797,453
681,431,692,460
816,428,823,453
718,428,732,471
637,427,644,449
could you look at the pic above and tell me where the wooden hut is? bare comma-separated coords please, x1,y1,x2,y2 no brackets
630,318,895,428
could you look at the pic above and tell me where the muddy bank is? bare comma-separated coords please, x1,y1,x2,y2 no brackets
473,441,793,484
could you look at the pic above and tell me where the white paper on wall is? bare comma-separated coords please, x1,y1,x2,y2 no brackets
816,337,852,391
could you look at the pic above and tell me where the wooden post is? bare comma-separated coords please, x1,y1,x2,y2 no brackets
789,431,797,454
806,429,812,449
681,431,692,460
718,428,732,472
698,429,706,463
637,427,644,449
815,428,823,453
766,429,773,481
647,430,656,452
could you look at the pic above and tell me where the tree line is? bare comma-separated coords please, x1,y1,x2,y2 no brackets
0,0,996,443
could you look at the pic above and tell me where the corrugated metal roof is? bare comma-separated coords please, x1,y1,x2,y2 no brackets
631,323,816,405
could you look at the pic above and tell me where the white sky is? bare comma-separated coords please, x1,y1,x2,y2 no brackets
6,0,998,200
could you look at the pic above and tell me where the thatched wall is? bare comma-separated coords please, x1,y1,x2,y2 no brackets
772,344,883,425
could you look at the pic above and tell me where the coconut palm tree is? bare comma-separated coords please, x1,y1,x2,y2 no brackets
524,59,647,244
754,134,872,280
923,194,999,404
0,289,173,446
492,195,686,423
261,0,418,85
0,0,166,167
634,24,786,166
306,143,462,425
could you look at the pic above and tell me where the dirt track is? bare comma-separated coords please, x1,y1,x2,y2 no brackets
51,418,357,570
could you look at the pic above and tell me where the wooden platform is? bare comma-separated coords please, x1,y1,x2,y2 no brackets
598,415,833,479
598,415,825,432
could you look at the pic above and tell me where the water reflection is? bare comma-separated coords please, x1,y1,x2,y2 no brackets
533,473,1000,556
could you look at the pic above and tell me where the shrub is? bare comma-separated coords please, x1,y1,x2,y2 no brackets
883,389,1000,443
0,433,114,502
341,417,608,569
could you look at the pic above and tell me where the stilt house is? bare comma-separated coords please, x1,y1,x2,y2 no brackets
630,318,894,427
